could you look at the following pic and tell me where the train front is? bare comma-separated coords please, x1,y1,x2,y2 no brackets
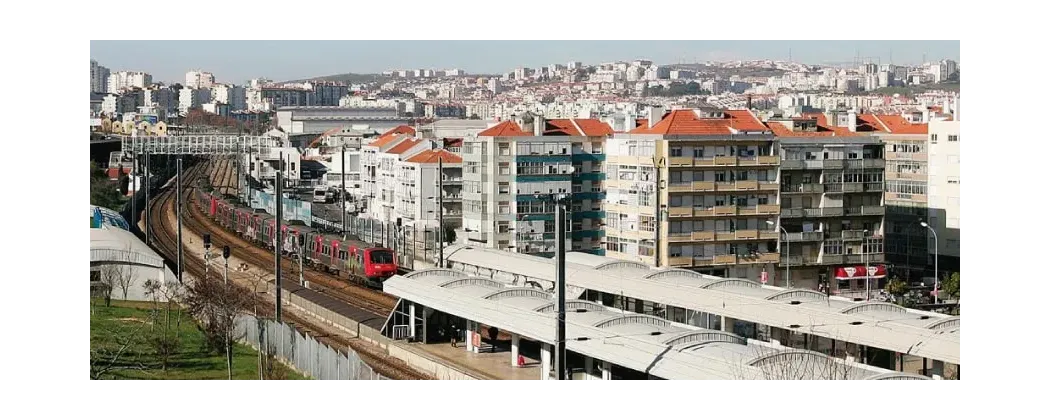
364,248,398,285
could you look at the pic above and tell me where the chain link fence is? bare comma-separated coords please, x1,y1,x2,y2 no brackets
234,315,390,380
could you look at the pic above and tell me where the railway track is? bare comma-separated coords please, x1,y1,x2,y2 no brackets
148,158,430,380
193,158,397,317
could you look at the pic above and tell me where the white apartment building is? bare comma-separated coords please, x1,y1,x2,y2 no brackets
101,94,118,115
179,87,212,115
395,149,463,230
186,70,215,89
243,146,302,185
926,119,960,269
211,84,247,111
461,114,611,256
144,87,176,117
325,150,363,198
107,71,152,94
91,60,110,93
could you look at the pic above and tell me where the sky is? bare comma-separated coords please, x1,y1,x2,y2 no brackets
90,40,960,85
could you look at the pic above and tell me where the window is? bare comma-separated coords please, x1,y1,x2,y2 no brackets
670,147,683,157
693,147,705,158
498,221,510,233
948,135,958,142
498,202,510,214
572,184,582,193
639,215,656,232
498,182,510,194
498,162,510,175
592,142,603,154
930,134,938,144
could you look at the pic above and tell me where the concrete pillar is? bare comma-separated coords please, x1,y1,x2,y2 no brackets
510,333,520,367
540,343,552,380
584,356,594,380
408,303,416,340
465,320,475,352
601,360,611,380
722,316,735,333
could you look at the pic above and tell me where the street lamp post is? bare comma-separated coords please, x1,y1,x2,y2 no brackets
920,221,939,304
526,192,569,380
767,221,789,288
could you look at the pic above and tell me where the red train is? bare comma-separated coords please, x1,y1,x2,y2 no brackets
196,190,397,288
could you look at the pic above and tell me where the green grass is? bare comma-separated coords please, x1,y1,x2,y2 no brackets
90,300,307,380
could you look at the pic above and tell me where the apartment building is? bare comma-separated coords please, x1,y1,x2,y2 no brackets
926,119,960,275
186,70,215,89
605,107,780,281
461,114,611,256
875,114,931,281
371,138,428,222
767,110,887,295
107,71,152,94
360,126,417,209
396,149,464,231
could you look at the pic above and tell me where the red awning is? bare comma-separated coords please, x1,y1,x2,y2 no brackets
834,264,887,280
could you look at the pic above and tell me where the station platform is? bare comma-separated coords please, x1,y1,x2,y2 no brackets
409,342,540,380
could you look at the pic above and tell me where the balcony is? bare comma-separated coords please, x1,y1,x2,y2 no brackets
692,181,716,191
691,207,714,217
780,207,843,218
691,231,715,241
781,184,825,194
668,233,692,242
759,230,779,240
668,183,692,193
441,177,463,184
782,254,820,265
783,231,824,242
714,180,758,192
668,256,693,267
757,204,780,215
842,253,885,264
758,181,779,191
840,230,866,241
844,159,885,169
843,206,885,216
734,229,759,240
713,205,738,216
668,207,693,218
713,255,738,265
714,156,738,166
757,155,780,166
669,156,694,166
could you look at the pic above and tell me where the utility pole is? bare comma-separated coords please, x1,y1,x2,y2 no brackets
222,245,231,380
554,194,567,380
144,150,151,244
341,143,347,240
438,155,444,268
177,157,184,284
131,148,137,234
652,157,664,267
275,161,283,323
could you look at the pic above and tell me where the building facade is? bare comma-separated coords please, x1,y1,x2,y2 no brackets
461,115,610,256
605,108,780,281
877,115,931,282
926,119,960,275
107,71,152,94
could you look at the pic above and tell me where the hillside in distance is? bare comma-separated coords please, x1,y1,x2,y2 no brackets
284,73,391,84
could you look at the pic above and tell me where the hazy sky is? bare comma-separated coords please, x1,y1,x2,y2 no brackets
90,40,960,84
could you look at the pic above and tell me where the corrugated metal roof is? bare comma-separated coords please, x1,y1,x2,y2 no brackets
385,267,911,380
442,245,960,365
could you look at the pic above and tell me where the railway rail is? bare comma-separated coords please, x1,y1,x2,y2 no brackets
147,158,429,380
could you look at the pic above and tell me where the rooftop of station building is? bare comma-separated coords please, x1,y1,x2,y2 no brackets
438,245,960,365
384,268,931,380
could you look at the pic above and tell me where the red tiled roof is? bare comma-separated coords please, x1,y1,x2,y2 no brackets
369,132,409,149
386,139,421,155
766,113,893,137
873,115,929,135
308,126,343,148
381,125,416,137
442,138,463,148
404,149,463,164
572,119,614,136
630,109,769,135
477,120,532,137
544,119,580,136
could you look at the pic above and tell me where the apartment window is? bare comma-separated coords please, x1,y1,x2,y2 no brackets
592,142,602,154
499,143,510,155
499,162,510,175
290,162,296,172
671,147,683,157
639,215,656,232
670,171,682,184
498,221,510,233
930,134,938,144
498,182,510,194
948,135,959,142
498,202,510,214
572,184,582,193
693,147,705,158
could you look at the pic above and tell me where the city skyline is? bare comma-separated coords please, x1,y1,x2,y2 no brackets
90,40,960,85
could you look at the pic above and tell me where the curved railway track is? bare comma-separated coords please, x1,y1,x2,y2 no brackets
148,158,429,380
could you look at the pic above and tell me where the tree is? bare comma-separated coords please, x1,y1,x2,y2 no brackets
113,245,138,300
182,272,252,379
90,161,125,210
142,279,183,371
885,277,908,304
89,317,147,379
941,272,959,300
96,265,118,307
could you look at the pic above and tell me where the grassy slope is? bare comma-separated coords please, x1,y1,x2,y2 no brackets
90,300,306,380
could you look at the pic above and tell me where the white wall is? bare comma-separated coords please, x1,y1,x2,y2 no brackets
926,120,960,258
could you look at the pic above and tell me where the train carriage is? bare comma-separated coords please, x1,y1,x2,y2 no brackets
235,207,252,237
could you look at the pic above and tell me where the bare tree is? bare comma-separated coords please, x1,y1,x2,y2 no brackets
96,265,118,307
142,278,182,371
183,272,252,379
113,245,138,300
